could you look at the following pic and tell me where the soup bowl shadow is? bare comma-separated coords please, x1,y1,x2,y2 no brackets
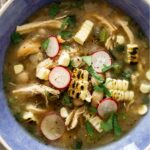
0,0,150,150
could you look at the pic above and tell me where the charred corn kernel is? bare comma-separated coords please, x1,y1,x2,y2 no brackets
83,112,103,133
106,78,129,91
110,90,134,102
73,20,94,45
70,79,88,90
140,83,150,94
138,104,148,115
72,68,89,81
126,44,139,64
14,64,24,74
146,70,150,81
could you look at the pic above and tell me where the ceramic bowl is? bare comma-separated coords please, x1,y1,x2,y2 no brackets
0,0,149,150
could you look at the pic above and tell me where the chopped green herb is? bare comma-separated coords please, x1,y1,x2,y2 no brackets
122,71,131,80
61,15,76,30
99,28,109,43
114,44,125,52
87,66,104,83
94,84,111,97
88,106,97,114
62,92,72,107
68,60,73,70
82,56,92,66
85,120,94,137
11,32,22,44
94,85,103,92
62,43,71,50
41,39,50,50
113,114,122,136
101,113,122,137
102,64,113,73
74,139,83,150
101,114,113,132
102,63,122,74
49,3,60,18
112,63,122,75
59,31,72,40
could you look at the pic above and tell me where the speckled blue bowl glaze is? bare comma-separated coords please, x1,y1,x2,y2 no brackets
0,0,149,150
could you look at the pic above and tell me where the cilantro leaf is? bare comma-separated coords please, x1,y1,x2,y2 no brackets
62,92,72,107
59,31,72,40
85,120,94,137
114,44,125,52
122,71,131,81
41,39,50,50
99,28,109,43
11,32,22,44
113,114,122,136
87,66,104,83
94,84,111,97
82,56,92,66
68,60,73,70
101,113,122,137
49,3,60,18
61,15,76,30
101,114,113,132
102,64,113,73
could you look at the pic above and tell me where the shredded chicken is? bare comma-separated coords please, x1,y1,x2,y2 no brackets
26,104,47,114
12,84,60,106
92,14,117,34
105,35,116,50
65,107,85,130
17,40,41,58
83,111,103,133
116,19,134,44
16,20,62,34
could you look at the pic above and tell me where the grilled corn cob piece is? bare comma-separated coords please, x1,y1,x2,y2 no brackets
68,68,91,102
126,44,139,64
83,112,103,133
110,90,134,102
73,20,94,45
106,78,129,91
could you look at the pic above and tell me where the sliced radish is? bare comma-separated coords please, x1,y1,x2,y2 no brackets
41,113,65,141
46,36,60,58
97,98,117,118
49,66,71,89
92,51,111,73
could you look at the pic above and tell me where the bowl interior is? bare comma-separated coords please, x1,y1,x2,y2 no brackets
0,0,149,150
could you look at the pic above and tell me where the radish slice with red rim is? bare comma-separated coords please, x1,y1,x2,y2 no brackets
41,113,65,141
45,36,60,58
92,51,111,73
49,66,71,89
97,98,117,118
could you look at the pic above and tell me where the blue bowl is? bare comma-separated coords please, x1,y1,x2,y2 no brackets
0,0,149,150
